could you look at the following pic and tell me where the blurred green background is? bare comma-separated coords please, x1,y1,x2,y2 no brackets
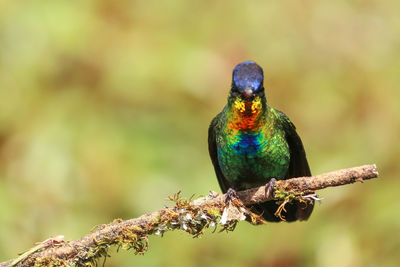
0,1,399,266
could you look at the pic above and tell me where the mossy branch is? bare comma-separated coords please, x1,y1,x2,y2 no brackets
0,164,378,267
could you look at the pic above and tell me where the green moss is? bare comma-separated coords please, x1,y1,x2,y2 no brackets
34,257,72,267
206,207,222,217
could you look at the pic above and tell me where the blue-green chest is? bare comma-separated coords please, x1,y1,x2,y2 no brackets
216,127,290,189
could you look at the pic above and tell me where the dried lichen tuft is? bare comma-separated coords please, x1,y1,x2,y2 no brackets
153,191,228,238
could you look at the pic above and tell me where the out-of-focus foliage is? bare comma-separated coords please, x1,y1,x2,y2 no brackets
0,1,399,266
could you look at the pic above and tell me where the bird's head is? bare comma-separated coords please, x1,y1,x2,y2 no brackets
229,61,265,116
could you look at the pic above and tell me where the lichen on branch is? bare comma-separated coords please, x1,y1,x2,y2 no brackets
0,164,378,267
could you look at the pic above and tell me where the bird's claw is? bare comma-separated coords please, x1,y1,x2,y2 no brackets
265,178,277,199
225,188,238,204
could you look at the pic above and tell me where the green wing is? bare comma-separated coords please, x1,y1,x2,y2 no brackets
208,113,231,193
276,110,311,178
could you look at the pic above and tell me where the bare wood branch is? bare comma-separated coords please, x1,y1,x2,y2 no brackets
0,164,378,267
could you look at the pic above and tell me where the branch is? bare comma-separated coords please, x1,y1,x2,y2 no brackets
0,164,378,267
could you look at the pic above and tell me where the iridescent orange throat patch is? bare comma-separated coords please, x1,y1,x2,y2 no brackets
229,96,263,131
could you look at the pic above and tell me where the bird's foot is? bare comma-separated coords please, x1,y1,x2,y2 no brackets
265,178,277,199
225,188,238,204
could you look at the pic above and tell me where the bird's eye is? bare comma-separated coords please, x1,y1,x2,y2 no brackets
231,86,240,97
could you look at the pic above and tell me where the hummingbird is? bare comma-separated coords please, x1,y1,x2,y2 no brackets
208,61,314,222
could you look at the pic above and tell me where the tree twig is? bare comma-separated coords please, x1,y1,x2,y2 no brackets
0,164,378,267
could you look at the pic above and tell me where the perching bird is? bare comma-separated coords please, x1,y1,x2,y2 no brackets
208,61,313,222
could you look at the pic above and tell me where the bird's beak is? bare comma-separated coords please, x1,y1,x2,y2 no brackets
243,87,254,99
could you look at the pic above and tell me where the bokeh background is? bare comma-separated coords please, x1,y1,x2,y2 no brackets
0,1,399,266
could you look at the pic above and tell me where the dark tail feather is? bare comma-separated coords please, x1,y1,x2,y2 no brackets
251,200,314,222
